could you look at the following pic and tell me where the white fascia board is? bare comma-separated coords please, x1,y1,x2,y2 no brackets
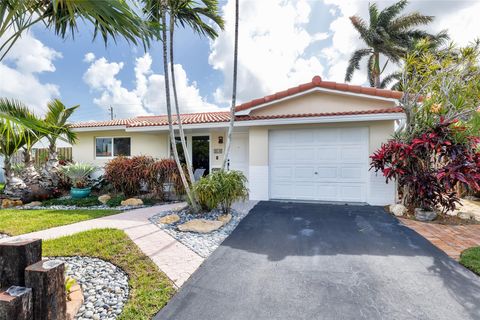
234,113,405,127
235,87,399,116
125,122,229,132
72,126,127,132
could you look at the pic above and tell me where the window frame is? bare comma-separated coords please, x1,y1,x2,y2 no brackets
95,136,132,159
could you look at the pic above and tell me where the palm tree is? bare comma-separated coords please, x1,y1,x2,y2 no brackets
345,0,448,88
41,99,78,187
221,0,239,170
168,0,224,184
0,98,45,197
0,0,153,61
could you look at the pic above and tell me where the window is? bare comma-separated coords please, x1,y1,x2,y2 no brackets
95,137,131,158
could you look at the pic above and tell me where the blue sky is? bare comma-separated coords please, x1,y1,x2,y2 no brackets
1,0,479,122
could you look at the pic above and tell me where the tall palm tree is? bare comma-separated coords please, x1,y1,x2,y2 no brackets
0,0,153,61
41,99,78,187
0,98,45,197
221,0,239,170
345,0,447,88
168,0,224,184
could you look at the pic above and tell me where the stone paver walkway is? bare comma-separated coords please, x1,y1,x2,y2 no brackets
400,218,480,260
0,203,203,287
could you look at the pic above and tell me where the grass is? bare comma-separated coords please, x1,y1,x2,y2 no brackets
43,229,175,320
0,209,119,236
460,246,480,275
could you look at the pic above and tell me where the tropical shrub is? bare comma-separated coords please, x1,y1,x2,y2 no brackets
193,170,248,213
42,196,101,207
371,118,480,213
59,163,97,188
104,156,183,198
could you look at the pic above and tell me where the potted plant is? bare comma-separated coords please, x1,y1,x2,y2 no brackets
60,163,97,199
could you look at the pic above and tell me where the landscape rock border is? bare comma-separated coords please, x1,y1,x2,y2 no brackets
150,208,250,258
45,256,129,320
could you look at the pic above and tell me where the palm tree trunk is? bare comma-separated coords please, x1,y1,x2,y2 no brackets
3,154,27,198
373,51,381,88
42,138,60,188
169,17,196,186
221,0,239,170
161,6,199,211
22,147,40,186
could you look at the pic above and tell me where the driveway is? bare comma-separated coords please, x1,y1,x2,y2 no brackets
155,202,480,320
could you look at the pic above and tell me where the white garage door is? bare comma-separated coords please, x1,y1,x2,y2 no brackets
269,127,369,202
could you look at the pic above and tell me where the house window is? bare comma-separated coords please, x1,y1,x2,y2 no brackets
95,137,131,158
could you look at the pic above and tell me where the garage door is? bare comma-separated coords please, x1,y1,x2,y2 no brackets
269,127,369,202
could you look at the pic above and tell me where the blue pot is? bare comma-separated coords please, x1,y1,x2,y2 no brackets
70,187,91,199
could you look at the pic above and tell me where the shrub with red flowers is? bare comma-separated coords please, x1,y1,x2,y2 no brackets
370,119,480,213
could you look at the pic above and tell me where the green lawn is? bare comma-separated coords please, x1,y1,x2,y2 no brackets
0,209,119,236
43,229,175,320
460,247,480,275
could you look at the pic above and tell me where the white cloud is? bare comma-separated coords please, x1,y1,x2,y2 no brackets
83,53,219,118
209,0,328,105
83,52,95,63
0,31,61,113
321,0,480,85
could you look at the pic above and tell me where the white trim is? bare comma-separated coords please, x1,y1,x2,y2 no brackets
73,113,404,133
235,113,405,127
72,125,126,132
235,87,399,116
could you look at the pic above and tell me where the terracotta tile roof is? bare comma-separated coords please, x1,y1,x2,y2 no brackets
71,108,403,129
236,107,404,121
235,75,403,112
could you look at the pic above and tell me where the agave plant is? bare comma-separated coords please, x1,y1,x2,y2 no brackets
59,163,97,188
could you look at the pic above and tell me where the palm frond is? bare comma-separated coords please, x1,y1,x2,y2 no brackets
380,72,402,89
390,12,434,31
345,48,372,82
44,99,79,145
377,0,408,27
368,2,379,28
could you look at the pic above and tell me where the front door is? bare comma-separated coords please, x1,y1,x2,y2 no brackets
192,136,210,175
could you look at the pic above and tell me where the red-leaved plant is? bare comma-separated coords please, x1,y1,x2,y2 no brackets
370,119,480,213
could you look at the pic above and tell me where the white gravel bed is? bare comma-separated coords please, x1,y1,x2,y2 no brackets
46,256,129,320
149,206,251,258
15,204,145,211
0,233,9,239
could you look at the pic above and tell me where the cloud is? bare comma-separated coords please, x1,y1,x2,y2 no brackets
0,31,61,113
209,0,328,105
321,0,480,86
83,53,219,118
83,52,95,63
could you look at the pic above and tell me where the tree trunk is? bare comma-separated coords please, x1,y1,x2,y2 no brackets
3,155,27,198
222,0,239,170
161,6,199,211
169,18,196,186
22,148,41,186
373,51,381,88
41,140,60,189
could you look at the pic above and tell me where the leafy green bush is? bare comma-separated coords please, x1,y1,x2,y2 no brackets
106,195,125,207
42,196,101,207
193,170,248,213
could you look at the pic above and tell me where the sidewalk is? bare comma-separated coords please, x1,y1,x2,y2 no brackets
0,203,204,287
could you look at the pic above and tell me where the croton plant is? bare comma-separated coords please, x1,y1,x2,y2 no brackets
370,118,480,213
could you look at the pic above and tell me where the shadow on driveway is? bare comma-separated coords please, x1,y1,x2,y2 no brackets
155,201,480,320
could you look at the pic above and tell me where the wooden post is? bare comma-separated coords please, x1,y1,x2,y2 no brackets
25,260,66,320
0,239,42,288
0,286,33,320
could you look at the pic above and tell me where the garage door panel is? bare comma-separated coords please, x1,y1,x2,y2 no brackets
269,127,369,202
294,167,316,179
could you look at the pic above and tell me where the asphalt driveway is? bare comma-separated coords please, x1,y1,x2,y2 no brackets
156,201,480,320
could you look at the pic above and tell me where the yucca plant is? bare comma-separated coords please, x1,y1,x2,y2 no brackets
59,162,97,188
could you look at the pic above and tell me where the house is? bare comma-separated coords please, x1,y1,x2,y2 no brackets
71,76,404,205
